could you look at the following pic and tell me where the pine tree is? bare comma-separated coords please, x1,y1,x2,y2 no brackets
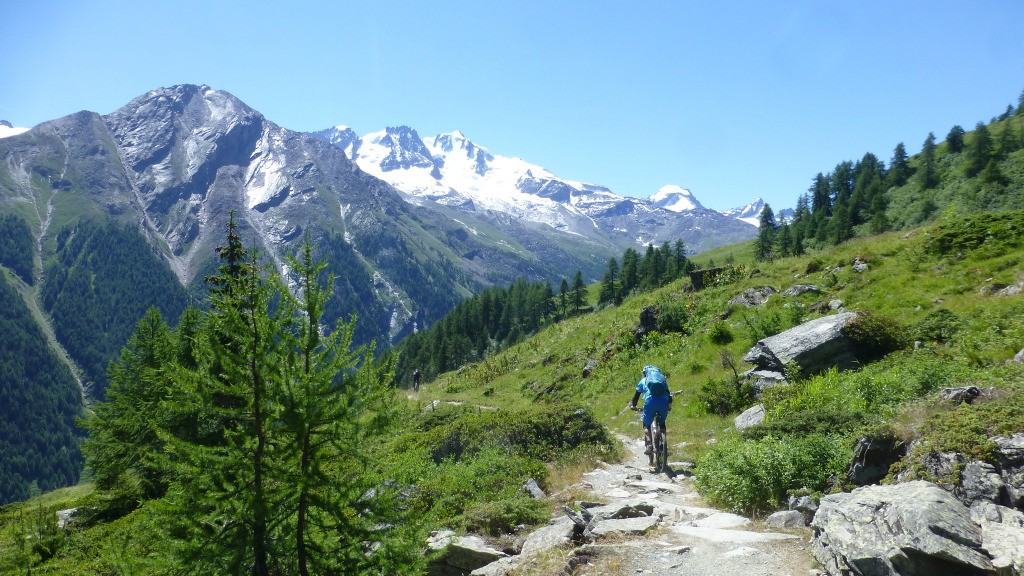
281,235,420,575
946,125,966,153
558,278,569,317
888,142,911,187
598,257,619,306
753,204,777,261
620,248,639,297
82,307,175,499
966,122,992,177
571,271,585,313
917,132,938,189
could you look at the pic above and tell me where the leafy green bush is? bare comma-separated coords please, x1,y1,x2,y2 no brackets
912,309,963,343
461,496,549,536
843,311,910,363
658,301,689,333
696,377,756,417
742,407,863,440
924,210,1024,256
707,322,734,345
695,433,848,515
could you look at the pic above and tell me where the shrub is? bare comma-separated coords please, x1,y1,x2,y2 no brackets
742,407,863,440
694,433,848,515
658,301,689,333
697,377,756,417
843,311,910,363
461,496,549,536
707,322,733,345
912,309,963,343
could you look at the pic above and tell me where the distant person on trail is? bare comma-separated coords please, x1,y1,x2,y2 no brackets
412,368,421,392
629,365,671,459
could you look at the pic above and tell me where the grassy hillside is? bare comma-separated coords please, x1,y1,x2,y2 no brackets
3,209,1024,573
418,209,1024,511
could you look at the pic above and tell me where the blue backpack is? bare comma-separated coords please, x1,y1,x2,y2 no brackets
644,366,669,397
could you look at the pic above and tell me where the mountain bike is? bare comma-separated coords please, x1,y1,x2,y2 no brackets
630,405,669,472
650,411,668,472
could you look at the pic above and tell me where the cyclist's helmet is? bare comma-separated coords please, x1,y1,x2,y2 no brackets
642,365,655,377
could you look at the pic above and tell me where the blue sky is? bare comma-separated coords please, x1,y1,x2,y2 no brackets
2,1,1022,212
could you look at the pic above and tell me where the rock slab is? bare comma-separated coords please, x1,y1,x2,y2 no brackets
811,480,993,576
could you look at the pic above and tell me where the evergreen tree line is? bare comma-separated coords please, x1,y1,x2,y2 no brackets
82,215,423,575
40,220,189,397
753,90,1024,261
597,240,694,307
395,239,695,387
0,213,34,284
0,274,83,505
395,274,585,383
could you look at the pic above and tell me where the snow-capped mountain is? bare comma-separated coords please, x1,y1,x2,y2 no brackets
312,126,757,252
721,198,795,227
0,120,29,139
722,198,767,227
650,185,703,212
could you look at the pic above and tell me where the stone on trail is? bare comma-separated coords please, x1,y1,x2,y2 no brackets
671,525,800,544
765,510,806,528
811,480,993,576
427,531,507,575
591,515,661,537
686,512,750,529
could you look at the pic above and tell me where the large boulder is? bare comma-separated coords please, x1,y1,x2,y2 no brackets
811,481,994,576
743,312,859,376
427,531,508,576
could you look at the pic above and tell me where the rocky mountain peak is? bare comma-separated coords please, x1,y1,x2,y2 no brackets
649,185,703,212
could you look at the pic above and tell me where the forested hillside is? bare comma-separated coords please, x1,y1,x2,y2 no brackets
0,274,82,505
40,221,190,398
751,93,1024,260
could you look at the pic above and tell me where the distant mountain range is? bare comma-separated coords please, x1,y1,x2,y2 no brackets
0,84,765,380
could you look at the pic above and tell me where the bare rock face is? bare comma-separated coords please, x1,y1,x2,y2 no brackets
743,312,858,376
811,481,994,576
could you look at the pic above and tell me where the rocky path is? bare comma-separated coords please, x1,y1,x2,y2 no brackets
432,434,819,576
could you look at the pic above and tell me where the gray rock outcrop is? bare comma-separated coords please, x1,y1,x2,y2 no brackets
428,531,507,576
728,286,775,307
811,481,994,576
734,404,765,430
743,312,859,376
782,284,821,297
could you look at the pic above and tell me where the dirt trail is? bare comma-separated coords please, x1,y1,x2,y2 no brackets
556,433,817,576
467,433,819,576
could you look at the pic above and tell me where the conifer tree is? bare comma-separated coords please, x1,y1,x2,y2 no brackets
753,204,777,261
946,125,966,153
82,307,175,499
918,132,938,189
620,248,639,297
558,278,569,317
598,257,619,306
571,270,585,313
887,142,911,187
966,122,992,177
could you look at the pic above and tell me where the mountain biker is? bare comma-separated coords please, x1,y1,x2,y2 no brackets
629,365,672,462
412,368,422,392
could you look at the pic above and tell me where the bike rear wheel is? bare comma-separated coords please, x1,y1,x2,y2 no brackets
652,415,667,471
